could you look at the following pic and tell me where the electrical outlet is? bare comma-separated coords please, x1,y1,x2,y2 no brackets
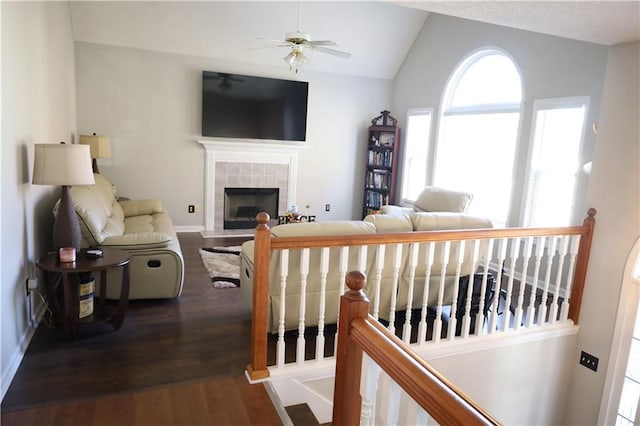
325,204,330,212
194,205,200,212
188,205,195,213
26,278,38,293
580,350,599,372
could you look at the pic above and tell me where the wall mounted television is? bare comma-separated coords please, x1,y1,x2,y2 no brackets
202,71,308,142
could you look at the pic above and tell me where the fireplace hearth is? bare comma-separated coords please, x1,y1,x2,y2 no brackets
224,187,279,229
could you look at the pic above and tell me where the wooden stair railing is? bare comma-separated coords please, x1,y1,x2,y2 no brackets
333,270,501,426
246,209,597,382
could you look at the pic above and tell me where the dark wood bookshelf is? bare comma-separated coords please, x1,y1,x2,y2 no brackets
363,110,401,217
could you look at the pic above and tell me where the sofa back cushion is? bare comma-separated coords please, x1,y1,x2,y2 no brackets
70,173,124,245
410,212,492,231
364,214,413,233
413,186,473,213
270,220,376,237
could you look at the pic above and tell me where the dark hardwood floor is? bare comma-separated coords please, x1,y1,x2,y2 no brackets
0,233,282,424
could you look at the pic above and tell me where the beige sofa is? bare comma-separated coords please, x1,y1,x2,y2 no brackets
240,211,492,333
64,173,184,299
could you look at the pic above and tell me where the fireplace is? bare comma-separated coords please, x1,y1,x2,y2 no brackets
198,139,301,237
224,187,279,229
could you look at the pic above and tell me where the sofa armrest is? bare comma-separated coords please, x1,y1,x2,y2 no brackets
119,198,164,217
380,205,414,216
101,232,173,250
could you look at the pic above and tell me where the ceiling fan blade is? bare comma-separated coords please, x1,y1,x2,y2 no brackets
256,37,287,44
313,46,351,59
248,38,294,51
307,40,337,47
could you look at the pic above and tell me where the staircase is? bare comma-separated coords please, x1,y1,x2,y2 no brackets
265,376,335,425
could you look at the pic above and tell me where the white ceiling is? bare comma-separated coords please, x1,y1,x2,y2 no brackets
69,1,640,79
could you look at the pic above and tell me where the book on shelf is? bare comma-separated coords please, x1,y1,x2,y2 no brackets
367,150,393,168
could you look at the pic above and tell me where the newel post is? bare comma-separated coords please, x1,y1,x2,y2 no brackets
332,270,369,426
247,212,271,381
569,208,597,324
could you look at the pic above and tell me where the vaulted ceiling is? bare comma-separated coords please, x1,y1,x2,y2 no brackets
69,1,640,79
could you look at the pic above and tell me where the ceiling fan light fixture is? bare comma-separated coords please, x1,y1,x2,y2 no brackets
284,48,307,72
284,51,297,66
295,50,307,67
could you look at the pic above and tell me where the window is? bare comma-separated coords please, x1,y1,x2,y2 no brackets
435,49,522,226
523,97,588,227
600,241,640,425
401,109,433,202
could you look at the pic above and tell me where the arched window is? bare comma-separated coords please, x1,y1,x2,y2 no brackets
435,49,522,226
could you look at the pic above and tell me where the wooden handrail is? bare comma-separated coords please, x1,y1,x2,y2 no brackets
568,208,596,323
333,271,501,425
269,224,588,250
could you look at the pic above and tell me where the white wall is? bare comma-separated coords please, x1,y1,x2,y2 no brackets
74,42,392,226
427,332,577,425
391,13,609,227
563,41,640,425
1,1,77,399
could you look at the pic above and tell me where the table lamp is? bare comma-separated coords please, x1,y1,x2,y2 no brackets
79,133,111,174
32,142,95,252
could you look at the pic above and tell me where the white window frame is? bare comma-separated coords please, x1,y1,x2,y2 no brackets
599,236,640,425
521,96,590,227
433,47,523,226
400,107,434,204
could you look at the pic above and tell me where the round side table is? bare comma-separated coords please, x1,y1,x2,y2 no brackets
37,248,132,339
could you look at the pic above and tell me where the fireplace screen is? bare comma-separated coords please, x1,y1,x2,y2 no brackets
224,187,279,229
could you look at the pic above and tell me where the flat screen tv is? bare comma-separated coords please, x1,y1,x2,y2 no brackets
202,71,308,142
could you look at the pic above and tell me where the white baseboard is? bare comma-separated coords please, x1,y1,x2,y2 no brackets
1,307,42,402
174,225,205,233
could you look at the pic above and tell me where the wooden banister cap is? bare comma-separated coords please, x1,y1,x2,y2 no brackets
344,270,367,301
257,212,270,224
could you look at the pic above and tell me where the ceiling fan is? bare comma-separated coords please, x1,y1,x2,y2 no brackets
256,1,351,72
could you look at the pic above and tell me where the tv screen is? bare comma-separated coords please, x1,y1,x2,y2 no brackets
202,71,308,142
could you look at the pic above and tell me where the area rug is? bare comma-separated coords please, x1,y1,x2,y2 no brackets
199,246,242,288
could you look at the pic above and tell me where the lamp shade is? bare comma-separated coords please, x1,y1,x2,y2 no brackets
32,143,95,186
79,134,111,159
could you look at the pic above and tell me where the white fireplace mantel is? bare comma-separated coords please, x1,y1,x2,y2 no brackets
198,139,303,236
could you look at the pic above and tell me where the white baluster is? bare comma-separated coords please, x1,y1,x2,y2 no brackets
360,354,381,426
501,237,521,332
489,239,507,333
316,247,329,361
561,235,581,321
461,240,480,338
526,236,545,327
387,244,403,335
296,248,310,364
334,246,350,352
475,239,495,336
372,245,386,321
537,237,558,325
550,236,570,324
276,250,289,368
433,241,451,343
515,237,534,329
418,242,435,344
385,380,401,425
448,240,466,341
358,245,368,272
403,243,419,343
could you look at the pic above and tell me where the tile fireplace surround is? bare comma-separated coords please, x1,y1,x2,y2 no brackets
198,140,302,237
